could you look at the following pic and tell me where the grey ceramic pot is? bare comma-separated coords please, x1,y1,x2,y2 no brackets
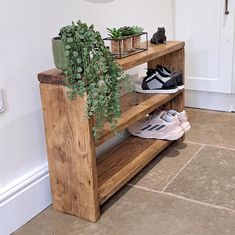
52,37,68,69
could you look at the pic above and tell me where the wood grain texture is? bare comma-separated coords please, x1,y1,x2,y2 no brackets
96,91,183,146
38,41,185,221
97,136,171,204
40,83,100,222
37,41,184,85
38,68,64,85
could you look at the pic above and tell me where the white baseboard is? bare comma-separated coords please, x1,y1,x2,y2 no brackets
0,163,51,235
186,90,235,112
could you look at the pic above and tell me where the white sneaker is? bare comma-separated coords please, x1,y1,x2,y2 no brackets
128,111,184,141
167,110,191,133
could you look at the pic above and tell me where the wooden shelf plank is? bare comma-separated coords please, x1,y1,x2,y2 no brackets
38,68,64,85
38,41,184,85
96,90,183,146
117,41,185,71
97,136,171,204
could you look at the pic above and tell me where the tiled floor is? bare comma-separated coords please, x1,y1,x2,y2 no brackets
14,108,235,235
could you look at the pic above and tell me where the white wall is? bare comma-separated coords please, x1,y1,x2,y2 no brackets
0,0,173,234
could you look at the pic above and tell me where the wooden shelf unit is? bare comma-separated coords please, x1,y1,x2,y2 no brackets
38,41,185,222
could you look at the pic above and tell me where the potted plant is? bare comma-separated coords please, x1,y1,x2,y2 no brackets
56,20,132,138
132,26,144,49
107,28,122,54
51,36,68,69
120,26,134,52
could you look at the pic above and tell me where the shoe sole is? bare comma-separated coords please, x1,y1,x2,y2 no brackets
128,127,184,141
165,128,184,140
135,84,179,94
180,121,191,133
177,85,185,90
183,125,191,133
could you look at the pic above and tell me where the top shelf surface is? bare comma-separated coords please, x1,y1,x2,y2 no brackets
38,41,184,85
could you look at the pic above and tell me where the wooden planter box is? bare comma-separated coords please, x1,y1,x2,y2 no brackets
38,41,185,222
103,32,148,59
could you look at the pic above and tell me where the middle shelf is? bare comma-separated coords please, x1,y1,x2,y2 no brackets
96,90,183,146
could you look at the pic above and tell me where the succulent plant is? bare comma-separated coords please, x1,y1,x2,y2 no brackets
119,26,134,37
107,26,144,38
132,26,144,35
107,28,122,39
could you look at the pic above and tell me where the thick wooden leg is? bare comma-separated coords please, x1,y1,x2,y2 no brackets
40,83,100,222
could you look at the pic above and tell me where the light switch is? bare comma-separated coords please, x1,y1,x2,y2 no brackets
0,89,4,113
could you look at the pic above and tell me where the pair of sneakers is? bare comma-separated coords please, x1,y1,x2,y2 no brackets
128,110,191,141
134,65,184,94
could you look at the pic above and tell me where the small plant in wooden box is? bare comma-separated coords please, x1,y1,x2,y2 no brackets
106,28,123,54
104,25,148,59
119,26,134,51
132,26,144,49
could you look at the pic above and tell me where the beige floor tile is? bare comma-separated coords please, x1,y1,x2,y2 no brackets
186,108,235,148
14,187,235,235
165,146,235,210
14,108,235,235
129,141,202,191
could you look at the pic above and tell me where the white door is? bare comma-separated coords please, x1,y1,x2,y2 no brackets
174,0,235,94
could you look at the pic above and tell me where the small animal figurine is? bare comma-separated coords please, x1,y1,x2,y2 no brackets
151,27,167,44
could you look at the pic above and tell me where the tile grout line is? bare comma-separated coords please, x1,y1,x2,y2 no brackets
185,140,235,152
160,144,205,192
127,183,235,214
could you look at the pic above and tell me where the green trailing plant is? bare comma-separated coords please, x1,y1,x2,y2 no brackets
107,28,122,39
59,20,132,138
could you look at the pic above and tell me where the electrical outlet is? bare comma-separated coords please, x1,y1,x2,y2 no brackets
0,89,4,113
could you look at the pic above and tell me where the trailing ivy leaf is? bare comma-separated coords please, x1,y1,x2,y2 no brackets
73,51,79,57
76,58,82,63
64,50,70,56
67,37,73,43
75,73,81,79
59,20,131,139
76,67,82,72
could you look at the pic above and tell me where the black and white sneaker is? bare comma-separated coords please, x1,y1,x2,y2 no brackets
134,70,178,94
156,65,184,90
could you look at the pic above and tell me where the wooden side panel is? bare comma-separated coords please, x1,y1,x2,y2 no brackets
40,83,100,222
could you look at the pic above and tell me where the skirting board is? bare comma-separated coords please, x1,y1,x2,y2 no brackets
186,89,235,112
0,163,51,235
0,132,128,235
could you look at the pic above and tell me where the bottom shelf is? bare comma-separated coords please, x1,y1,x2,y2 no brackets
97,136,172,204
